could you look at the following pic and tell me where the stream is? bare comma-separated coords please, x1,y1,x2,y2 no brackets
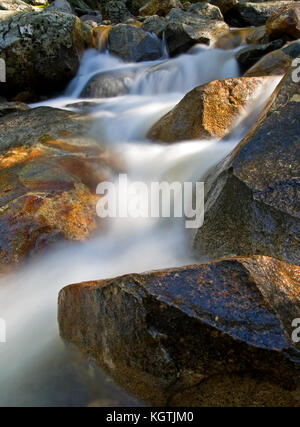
0,45,281,406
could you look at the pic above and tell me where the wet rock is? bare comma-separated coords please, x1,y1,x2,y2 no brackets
194,67,300,266
215,27,254,49
148,77,267,142
0,10,93,100
103,0,132,24
0,107,120,269
58,256,300,406
139,0,183,17
0,0,34,10
0,101,29,117
141,14,166,37
226,1,296,27
236,39,285,71
81,67,138,97
125,0,148,15
245,39,300,76
108,24,162,61
187,2,223,21
266,3,300,39
165,8,229,56
246,25,270,44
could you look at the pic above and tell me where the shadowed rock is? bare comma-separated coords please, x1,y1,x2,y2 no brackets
58,256,300,406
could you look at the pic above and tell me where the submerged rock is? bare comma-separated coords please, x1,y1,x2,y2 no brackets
148,77,268,142
0,107,120,270
0,10,93,100
58,256,300,406
108,24,162,61
194,66,300,266
165,8,229,56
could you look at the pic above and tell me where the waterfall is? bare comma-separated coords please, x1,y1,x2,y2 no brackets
0,46,281,406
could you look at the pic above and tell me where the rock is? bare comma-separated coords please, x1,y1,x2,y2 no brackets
141,14,166,37
125,0,148,15
187,2,223,21
210,0,238,14
80,13,102,23
226,1,296,27
215,27,254,49
108,24,162,61
266,3,300,39
246,25,270,44
47,0,74,14
148,77,268,142
81,67,138,97
103,0,132,24
58,256,300,406
194,66,300,266
165,8,229,56
236,39,285,71
0,0,34,11
245,39,300,76
0,107,120,269
0,101,29,117
139,0,183,17
0,10,93,100
68,0,97,15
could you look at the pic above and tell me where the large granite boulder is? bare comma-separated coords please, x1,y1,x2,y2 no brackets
108,24,163,61
165,8,229,56
0,10,93,100
0,107,120,270
58,256,300,406
148,77,268,142
194,66,300,266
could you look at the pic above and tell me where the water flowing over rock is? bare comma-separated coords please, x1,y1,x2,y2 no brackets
108,23,163,61
0,10,93,100
58,256,300,406
0,107,120,270
266,3,300,39
194,67,300,266
148,77,267,142
164,8,229,55
139,0,183,17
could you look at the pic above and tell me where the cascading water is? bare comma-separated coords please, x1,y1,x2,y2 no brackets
0,45,282,406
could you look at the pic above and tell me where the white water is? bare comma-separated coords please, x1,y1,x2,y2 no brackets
0,47,281,406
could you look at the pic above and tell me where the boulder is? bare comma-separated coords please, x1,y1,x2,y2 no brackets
139,0,183,17
125,0,148,15
103,0,132,24
108,24,162,61
194,66,300,266
246,25,270,44
236,39,285,71
0,10,93,100
187,2,223,21
266,3,300,39
81,67,138,97
58,256,300,406
245,39,300,76
47,0,74,14
0,107,120,270
141,14,166,37
148,77,268,142
226,2,296,27
210,0,238,14
165,8,229,56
